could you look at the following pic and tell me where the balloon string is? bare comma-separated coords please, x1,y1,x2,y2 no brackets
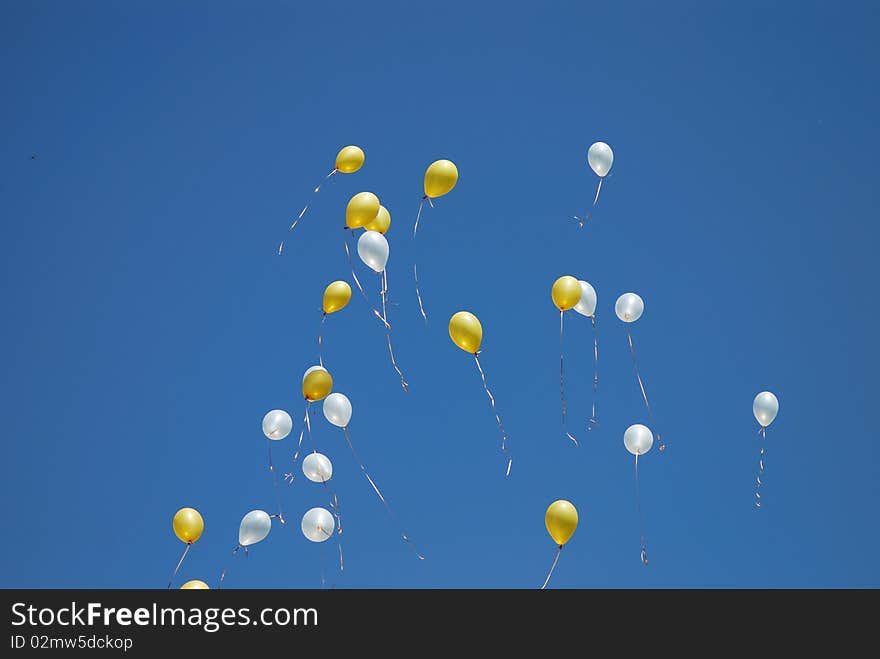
317,313,327,367
473,352,512,476
284,402,312,485
587,315,599,430
755,426,766,508
266,438,285,524
574,177,603,228
380,269,409,392
412,197,428,323
321,479,344,572
341,426,425,559
218,545,241,588
166,543,190,589
278,168,337,254
635,452,648,566
560,311,579,447
540,546,563,590
344,235,391,330
627,331,665,452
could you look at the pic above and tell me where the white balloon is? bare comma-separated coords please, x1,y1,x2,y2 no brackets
239,510,272,547
588,142,614,177
615,293,644,323
574,280,597,318
323,392,352,428
357,230,389,273
301,507,335,542
302,452,333,483
302,365,328,384
753,391,779,428
624,423,654,456
262,409,292,441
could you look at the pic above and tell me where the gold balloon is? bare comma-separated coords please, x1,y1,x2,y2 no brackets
303,367,333,401
424,159,459,198
322,280,352,314
173,507,204,544
551,276,582,311
448,311,483,354
346,192,380,229
335,146,364,174
545,500,578,546
180,580,210,590
364,204,391,234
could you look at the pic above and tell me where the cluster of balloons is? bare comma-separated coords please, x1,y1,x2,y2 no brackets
165,140,784,590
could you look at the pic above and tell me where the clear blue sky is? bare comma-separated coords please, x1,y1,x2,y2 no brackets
2,1,878,588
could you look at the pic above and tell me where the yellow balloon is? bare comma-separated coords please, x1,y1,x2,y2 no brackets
346,192,380,229
424,159,459,198
545,499,578,546
322,280,352,314
180,580,210,590
173,507,204,544
364,204,391,234
551,276,582,311
302,367,333,401
448,311,483,354
335,145,364,174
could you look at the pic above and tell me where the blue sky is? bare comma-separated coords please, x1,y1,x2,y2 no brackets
1,1,878,588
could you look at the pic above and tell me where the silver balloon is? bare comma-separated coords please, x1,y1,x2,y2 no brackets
753,391,779,427
574,280,597,317
262,409,292,441
302,452,333,483
323,392,352,428
615,293,644,323
239,510,272,547
588,142,614,177
302,365,327,384
624,423,654,456
357,230,389,273
301,507,335,542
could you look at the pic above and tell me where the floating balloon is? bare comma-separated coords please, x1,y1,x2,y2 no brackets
323,392,352,428
617,293,665,452
753,391,779,508
167,507,204,589
615,293,644,322
322,281,352,315
302,366,333,402
552,276,582,447
448,311,483,354
262,410,292,441
551,276,582,311
278,145,365,254
448,311,511,475
239,510,272,547
588,142,614,177
574,280,600,429
346,192,381,229
364,204,391,234
301,507,335,543
753,391,779,427
303,452,333,483
173,508,204,544
357,230,389,273
541,500,579,589
180,580,209,590
335,145,365,174
575,142,613,227
413,159,459,322
624,424,653,565
424,159,459,199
